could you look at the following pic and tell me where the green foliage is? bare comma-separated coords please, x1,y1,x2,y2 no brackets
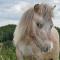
0,24,16,42
55,27,60,42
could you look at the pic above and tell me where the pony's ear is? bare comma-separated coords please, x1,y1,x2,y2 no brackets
34,4,39,12
52,5,56,10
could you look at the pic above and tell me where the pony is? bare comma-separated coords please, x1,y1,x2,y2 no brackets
13,3,59,60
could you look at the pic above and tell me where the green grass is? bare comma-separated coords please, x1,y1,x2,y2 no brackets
0,41,16,60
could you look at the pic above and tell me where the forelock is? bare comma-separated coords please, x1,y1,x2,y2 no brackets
37,4,53,17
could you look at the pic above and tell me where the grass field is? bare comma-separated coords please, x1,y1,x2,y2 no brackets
0,41,16,60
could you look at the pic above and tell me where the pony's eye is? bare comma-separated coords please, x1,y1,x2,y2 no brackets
36,23,43,28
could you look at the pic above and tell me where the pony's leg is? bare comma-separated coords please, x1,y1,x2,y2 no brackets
16,48,24,60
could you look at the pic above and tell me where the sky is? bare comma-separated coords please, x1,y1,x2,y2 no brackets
0,0,60,27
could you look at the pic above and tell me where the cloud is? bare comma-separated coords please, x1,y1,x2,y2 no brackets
0,1,32,14
10,1,32,14
0,18,18,26
54,0,60,3
53,19,60,27
0,1,33,21
0,0,33,26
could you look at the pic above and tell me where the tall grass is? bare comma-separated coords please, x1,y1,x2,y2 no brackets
0,41,16,60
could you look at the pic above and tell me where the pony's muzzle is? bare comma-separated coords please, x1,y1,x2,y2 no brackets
41,42,53,53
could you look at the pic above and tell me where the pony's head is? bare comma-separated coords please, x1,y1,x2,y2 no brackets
13,3,56,53
32,4,56,53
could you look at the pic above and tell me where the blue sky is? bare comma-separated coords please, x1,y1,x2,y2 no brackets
0,0,60,27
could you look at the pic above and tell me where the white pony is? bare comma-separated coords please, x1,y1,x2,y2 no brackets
13,4,59,60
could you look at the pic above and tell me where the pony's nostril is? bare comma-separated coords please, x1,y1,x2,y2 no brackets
41,46,49,52
41,42,53,53
42,46,50,52
46,47,48,52
43,47,48,52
